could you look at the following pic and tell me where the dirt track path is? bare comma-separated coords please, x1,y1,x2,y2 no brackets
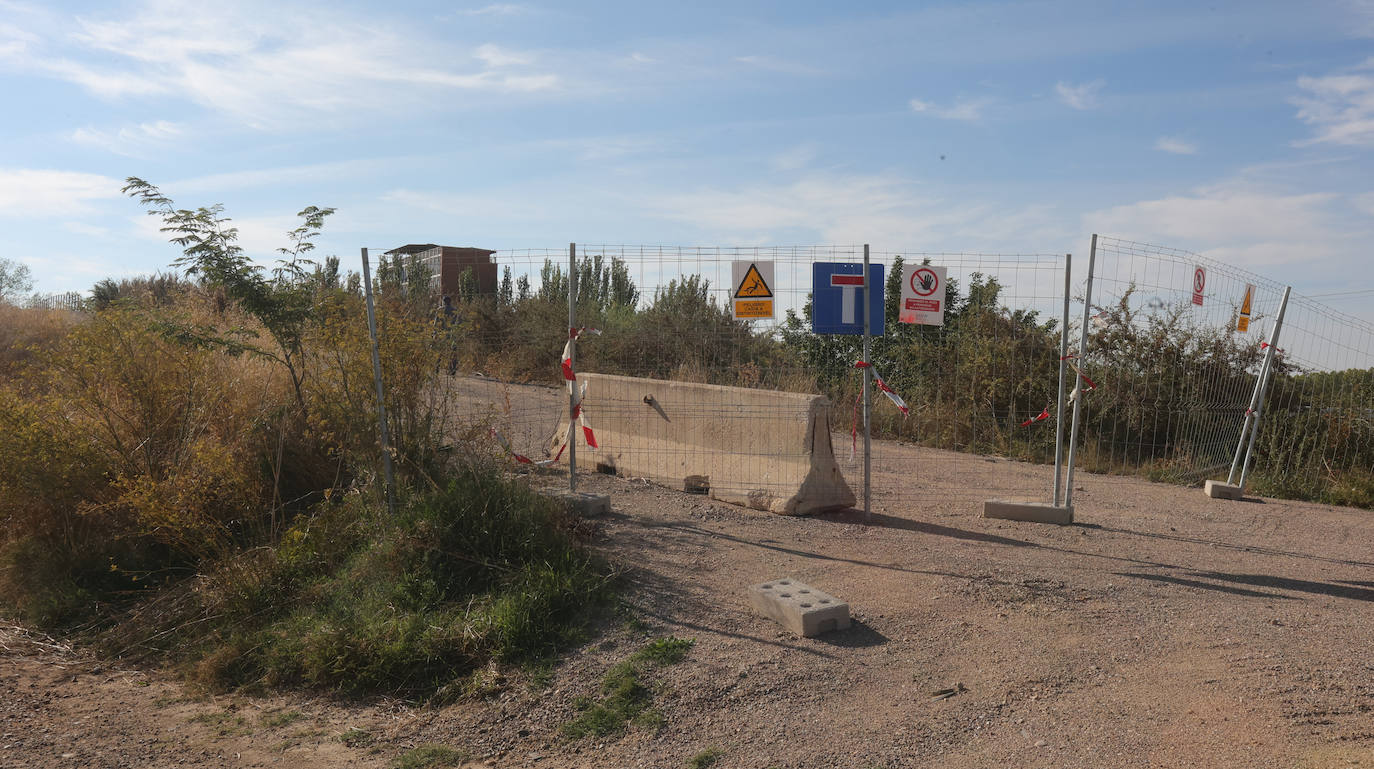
4,380,1373,768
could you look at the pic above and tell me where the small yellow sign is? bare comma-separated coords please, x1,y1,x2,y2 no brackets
1238,284,1254,332
731,260,776,320
735,299,773,318
735,262,774,298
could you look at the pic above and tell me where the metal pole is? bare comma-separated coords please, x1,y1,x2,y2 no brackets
862,244,872,518
1238,286,1291,492
1226,290,1285,485
1064,235,1097,509
1053,253,1072,507
568,242,578,493
360,248,396,516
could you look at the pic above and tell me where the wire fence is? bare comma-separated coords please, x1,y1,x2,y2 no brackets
26,292,84,312
371,237,1371,513
425,245,1071,513
1248,290,1374,504
1077,235,1374,505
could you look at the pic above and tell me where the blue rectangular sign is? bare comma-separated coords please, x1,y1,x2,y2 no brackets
812,262,884,335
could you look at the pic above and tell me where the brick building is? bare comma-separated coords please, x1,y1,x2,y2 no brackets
384,244,498,297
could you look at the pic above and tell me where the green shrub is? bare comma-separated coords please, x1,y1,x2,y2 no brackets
181,471,612,698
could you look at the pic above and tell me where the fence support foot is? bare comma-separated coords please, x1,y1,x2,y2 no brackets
982,500,1074,525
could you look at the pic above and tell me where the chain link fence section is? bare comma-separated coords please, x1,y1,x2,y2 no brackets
437,245,1072,512
1246,290,1374,505
1077,235,1289,485
1078,235,1374,508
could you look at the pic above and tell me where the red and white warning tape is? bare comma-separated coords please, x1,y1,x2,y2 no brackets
849,361,910,460
854,361,909,416
1020,407,1050,427
550,328,602,459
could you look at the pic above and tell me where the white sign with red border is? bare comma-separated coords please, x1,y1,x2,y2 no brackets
1192,266,1206,306
899,264,947,325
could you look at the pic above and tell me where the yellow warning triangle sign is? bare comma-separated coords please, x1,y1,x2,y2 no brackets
735,263,773,298
1238,284,1254,332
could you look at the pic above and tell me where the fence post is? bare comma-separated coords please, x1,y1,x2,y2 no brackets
1053,253,1072,507
568,242,578,494
862,244,872,518
1064,235,1097,509
1237,286,1291,492
1227,287,1287,485
360,248,396,516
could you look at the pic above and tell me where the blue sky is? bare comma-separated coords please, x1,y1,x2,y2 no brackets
3,0,1373,315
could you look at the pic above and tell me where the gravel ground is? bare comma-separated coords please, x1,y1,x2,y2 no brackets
3,378,1372,768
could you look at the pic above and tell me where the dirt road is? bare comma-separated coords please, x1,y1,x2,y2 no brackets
3,382,1372,767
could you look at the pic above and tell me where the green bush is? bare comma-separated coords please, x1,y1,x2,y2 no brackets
179,471,613,698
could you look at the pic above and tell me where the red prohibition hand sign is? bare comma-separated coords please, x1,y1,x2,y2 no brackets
1193,268,1206,293
911,267,939,297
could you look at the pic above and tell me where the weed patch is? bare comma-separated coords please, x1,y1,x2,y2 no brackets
260,709,304,728
687,748,723,769
562,636,694,739
392,744,466,769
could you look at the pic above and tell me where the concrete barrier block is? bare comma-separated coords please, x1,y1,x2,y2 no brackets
982,500,1074,525
551,374,855,515
551,491,611,517
1204,480,1244,500
748,579,850,637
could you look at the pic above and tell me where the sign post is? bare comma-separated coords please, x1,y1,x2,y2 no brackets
1192,266,1206,306
862,246,871,518
731,261,775,320
899,264,947,325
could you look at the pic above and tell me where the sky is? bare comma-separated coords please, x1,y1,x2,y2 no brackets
3,0,1374,320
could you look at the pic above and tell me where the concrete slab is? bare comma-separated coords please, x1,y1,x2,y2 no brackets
1204,480,1245,500
748,578,850,637
982,500,1074,525
551,373,855,515
551,491,611,517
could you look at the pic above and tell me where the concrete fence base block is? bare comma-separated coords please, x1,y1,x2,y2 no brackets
551,491,611,517
748,579,851,637
982,500,1074,525
1204,480,1245,500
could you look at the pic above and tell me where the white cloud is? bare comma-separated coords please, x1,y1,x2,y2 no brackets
71,120,183,156
1087,181,1364,268
1154,136,1198,155
771,143,819,172
1055,79,1105,110
0,169,123,217
62,221,113,238
457,4,528,16
649,173,1069,249
473,43,532,68
1,1,562,129
909,97,987,121
1293,60,1374,147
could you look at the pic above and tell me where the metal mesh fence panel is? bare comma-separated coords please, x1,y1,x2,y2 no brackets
430,245,1069,513
1080,235,1374,506
1078,236,1289,484
1245,291,1374,505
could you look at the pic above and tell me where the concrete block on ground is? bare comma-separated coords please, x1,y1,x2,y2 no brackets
1204,480,1244,500
982,500,1074,525
552,491,611,517
748,578,850,637
550,373,855,515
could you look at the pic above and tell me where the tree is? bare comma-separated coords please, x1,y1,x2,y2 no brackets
122,177,335,414
0,257,34,304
